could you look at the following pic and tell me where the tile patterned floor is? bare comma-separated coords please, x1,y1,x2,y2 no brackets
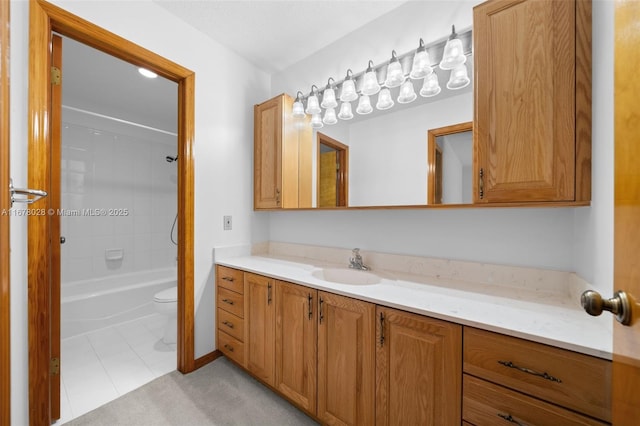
55,314,176,424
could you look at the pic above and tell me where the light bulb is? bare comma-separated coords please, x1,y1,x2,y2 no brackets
356,95,373,115
321,78,338,108
310,113,323,129
384,51,405,88
409,39,433,79
337,102,354,120
361,60,381,96
292,91,305,118
439,26,466,70
397,80,417,104
420,72,441,97
323,107,337,125
446,64,470,90
340,69,358,102
376,88,394,110
305,85,321,115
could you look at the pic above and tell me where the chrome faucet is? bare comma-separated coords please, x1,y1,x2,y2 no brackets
349,248,370,271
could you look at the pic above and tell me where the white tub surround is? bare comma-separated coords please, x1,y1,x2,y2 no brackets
215,242,612,359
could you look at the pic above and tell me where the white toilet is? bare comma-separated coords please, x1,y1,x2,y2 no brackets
153,286,177,344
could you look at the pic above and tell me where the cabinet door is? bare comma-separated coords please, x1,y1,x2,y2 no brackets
254,96,282,209
275,281,317,414
376,306,462,426
245,273,275,386
474,0,578,202
317,291,375,426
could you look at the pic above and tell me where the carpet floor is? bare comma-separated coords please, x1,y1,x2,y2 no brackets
65,357,319,426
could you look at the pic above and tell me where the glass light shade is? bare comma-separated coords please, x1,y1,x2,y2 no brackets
310,113,323,128
292,100,306,118
340,79,358,102
322,107,338,125
410,50,433,79
356,95,373,115
376,88,394,110
420,73,441,97
337,102,354,120
305,94,321,114
361,70,381,96
321,87,338,108
384,61,404,88
446,64,470,90
439,38,466,70
397,80,417,104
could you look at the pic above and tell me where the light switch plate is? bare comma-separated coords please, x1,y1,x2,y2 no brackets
223,215,232,231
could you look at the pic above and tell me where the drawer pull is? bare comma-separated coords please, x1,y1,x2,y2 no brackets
497,413,525,426
222,320,234,329
222,276,235,282
222,298,234,305
498,360,562,383
223,344,234,352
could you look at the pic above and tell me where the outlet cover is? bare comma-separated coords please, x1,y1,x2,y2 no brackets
223,215,232,231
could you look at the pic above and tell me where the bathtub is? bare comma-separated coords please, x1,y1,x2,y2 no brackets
61,268,176,339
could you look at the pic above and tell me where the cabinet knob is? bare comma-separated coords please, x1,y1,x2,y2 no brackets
581,290,631,325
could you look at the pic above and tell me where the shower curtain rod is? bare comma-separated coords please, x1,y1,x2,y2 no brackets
62,105,178,137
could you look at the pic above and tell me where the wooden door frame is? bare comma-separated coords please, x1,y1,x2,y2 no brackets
316,132,348,207
427,121,473,204
1,0,11,424
28,0,195,424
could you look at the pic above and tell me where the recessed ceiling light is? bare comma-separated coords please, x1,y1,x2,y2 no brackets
138,68,158,79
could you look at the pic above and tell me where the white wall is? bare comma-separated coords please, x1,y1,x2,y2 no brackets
10,1,270,423
60,114,177,284
441,136,464,204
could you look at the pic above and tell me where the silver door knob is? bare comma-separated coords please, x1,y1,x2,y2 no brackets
581,290,631,325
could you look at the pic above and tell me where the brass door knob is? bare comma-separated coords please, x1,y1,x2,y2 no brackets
581,290,631,325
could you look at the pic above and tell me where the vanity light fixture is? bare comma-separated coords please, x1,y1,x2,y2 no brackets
138,67,158,79
376,88,394,110
409,39,432,79
420,72,441,97
310,113,324,128
321,78,338,109
361,60,381,96
397,80,417,104
384,50,405,88
305,85,322,115
356,94,373,115
340,69,358,102
446,64,471,90
323,107,338,125
439,25,466,70
337,101,354,120
292,91,306,118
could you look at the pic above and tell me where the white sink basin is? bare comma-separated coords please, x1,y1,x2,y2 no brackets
312,268,381,285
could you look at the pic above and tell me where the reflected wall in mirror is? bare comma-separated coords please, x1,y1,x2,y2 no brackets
427,122,473,205
317,133,348,207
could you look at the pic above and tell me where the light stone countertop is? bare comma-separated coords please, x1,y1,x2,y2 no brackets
216,253,613,360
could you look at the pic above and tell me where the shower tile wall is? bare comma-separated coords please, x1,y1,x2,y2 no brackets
60,121,177,285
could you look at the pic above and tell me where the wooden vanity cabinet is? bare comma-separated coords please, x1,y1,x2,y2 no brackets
463,327,612,425
245,272,276,386
274,281,318,415
376,306,462,426
473,0,591,204
215,265,246,367
317,291,376,426
254,93,312,209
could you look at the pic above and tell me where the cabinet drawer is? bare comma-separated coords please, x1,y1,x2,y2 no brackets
463,327,611,422
217,287,244,318
218,330,245,366
463,375,607,426
216,265,244,294
217,308,244,342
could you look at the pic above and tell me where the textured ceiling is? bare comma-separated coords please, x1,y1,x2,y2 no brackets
153,0,407,73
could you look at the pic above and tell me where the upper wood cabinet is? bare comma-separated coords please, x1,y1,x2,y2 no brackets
254,93,312,209
473,0,591,203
